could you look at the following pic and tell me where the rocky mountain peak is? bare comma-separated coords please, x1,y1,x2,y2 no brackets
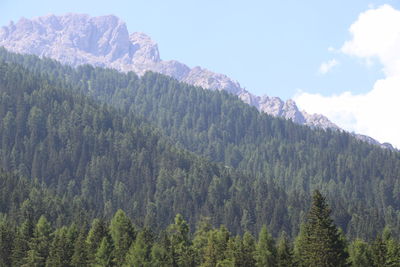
130,32,160,64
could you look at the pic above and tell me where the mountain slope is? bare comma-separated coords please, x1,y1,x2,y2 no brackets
1,49,399,239
0,58,294,234
0,13,338,129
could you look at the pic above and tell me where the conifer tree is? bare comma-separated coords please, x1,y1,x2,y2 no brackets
151,232,173,267
348,239,373,267
385,238,400,267
0,219,13,267
297,190,348,267
192,217,212,266
240,231,256,267
71,230,89,267
12,218,34,266
23,216,52,267
222,236,239,266
277,231,293,267
86,218,108,264
110,209,135,265
124,229,153,267
201,226,230,267
45,227,72,266
254,225,277,267
371,236,387,267
167,214,195,267
94,235,115,267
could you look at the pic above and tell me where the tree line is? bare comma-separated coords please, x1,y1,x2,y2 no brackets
1,190,399,266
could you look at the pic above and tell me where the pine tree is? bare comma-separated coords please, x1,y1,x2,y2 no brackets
385,238,400,267
192,217,212,266
109,209,135,266
223,236,239,266
254,225,277,267
124,229,153,267
45,227,72,266
86,218,108,264
0,219,14,267
297,190,348,267
167,214,194,267
348,239,373,267
277,232,293,267
240,231,256,267
201,226,230,267
11,218,34,266
94,236,115,267
23,216,52,267
151,242,173,267
71,230,89,267
371,237,387,267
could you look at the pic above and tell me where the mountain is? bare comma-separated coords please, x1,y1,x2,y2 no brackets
0,13,399,266
2,13,394,149
0,13,336,128
1,48,400,240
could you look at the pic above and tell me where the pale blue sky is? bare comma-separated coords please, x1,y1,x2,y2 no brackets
0,0,397,99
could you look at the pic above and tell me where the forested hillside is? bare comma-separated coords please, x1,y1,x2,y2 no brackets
0,57,295,237
0,48,400,240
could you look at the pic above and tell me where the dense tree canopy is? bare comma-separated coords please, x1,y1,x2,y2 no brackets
0,194,398,266
0,48,399,241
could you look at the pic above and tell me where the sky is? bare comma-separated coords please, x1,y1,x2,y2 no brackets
1,0,400,147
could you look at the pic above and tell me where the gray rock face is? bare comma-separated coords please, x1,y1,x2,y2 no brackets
0,13,393,149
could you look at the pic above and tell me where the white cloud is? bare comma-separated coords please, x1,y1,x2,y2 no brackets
318,59,339,74
341,4,400,76
295,4,400,148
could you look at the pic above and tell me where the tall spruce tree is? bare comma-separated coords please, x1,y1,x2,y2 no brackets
297,190,348,267
12,218,34,266
167,214,195,267
277,231,293,267
348,239,373,267
23,216,52,267
110,209,136,265
254,225,277,267
124,229,153,267
71,230,89,267
86,218,108,264
0,219,14,267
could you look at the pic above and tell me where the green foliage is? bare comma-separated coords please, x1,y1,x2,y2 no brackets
0,219,14,267
0,204,398,266
167,214,195,267
110,209,135,265
124,229,153,267
348,239,373,267
23,216,52,267
201,226,230,267
0,47,400,267
71,230,89,267
277,232,293,267
94,236,115,267
0,48,399,239
12,218,34,266
254,225,277,267
297,190,348,267
45,227,72,266
86,218,108,264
